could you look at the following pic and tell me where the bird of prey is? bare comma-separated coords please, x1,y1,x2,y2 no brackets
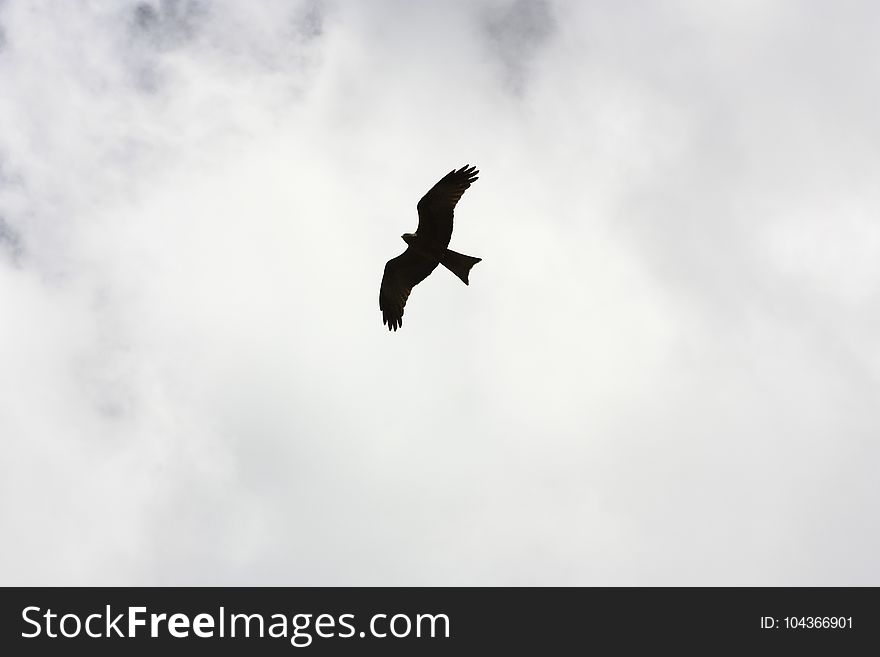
379,165,482,331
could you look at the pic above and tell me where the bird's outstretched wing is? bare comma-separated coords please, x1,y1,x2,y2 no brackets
416,164,479,248
379,248,439,331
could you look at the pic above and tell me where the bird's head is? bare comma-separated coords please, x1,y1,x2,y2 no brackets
401,232,416,245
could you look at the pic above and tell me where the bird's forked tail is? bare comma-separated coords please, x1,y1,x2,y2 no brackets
440,249,481,285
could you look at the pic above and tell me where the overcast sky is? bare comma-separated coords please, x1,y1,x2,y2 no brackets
1,0,878,585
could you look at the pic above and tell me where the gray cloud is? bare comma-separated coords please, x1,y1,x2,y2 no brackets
0,215,22,263
483,0,555,95
0,0,878,585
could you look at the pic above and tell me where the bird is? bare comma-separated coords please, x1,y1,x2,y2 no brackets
379,164,482,331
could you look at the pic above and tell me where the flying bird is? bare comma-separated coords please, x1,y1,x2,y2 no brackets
379,165,482,331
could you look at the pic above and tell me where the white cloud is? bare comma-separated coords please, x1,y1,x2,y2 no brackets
0,0,877,584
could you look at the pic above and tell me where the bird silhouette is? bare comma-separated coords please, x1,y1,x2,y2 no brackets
379,165,482,331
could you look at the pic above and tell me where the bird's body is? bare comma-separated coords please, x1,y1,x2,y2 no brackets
379,165,481,331
401,232,443,260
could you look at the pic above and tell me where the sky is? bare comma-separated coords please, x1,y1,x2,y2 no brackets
1,0,878,585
